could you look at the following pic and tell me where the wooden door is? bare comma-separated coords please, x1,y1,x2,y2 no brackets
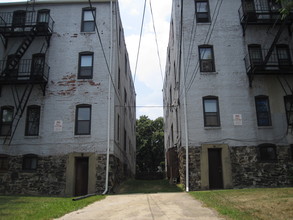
75,157,89,196
208,148,223,189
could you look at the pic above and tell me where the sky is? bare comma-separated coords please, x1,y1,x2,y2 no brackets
0,0,173,120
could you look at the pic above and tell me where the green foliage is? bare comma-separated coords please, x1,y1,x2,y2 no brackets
277,0,293,19
115,179,183,194
0,195,105,220
136,115,164,173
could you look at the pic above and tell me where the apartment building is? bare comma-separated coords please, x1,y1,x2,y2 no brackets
164,0,293,190
0,0,136,196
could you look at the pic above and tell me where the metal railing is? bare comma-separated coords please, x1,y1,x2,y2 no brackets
238,4,283,24
0,59,49,83
0,11,54,33
244,49,293,74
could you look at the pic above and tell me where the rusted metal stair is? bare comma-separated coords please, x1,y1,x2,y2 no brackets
1,27,37,77
3,84,34,145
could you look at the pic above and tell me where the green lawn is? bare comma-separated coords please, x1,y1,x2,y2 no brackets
115,179,183,194
189,188,293,220
0,195,105,220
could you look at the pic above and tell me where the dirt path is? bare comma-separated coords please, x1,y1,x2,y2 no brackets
56,192,223,220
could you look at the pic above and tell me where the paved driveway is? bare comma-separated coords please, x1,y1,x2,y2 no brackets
56,192,223,220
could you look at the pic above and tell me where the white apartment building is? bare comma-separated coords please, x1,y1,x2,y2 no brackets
0,0,136,196
164,0,293,190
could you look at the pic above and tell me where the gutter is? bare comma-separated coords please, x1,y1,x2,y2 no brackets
102,0,113,195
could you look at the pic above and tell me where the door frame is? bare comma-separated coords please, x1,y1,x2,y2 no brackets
65,153,96,196
200,144,232,190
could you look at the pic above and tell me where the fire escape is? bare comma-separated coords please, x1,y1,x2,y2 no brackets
0,1,54,145
239,0,293,133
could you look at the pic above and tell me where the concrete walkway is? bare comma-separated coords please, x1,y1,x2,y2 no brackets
56,192,223,220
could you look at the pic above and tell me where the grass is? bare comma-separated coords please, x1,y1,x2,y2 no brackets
114,179,183,194
0,195,105,220
189,188,293,220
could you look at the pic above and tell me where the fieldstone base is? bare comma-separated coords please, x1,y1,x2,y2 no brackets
177,145,293,191
0,154,132,196
0,155,67,195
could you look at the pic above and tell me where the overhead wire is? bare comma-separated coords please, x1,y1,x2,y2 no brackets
177,0,223,100
88,0,121,102
149,0,164,83
133,0,147,83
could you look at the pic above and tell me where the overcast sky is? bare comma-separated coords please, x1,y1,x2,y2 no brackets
0,0,173,120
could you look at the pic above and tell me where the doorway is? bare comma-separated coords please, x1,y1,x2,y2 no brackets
75,157,89,196
208,148,223,189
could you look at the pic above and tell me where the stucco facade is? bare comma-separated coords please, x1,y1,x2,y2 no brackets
164,0,293,190
0,0,136,196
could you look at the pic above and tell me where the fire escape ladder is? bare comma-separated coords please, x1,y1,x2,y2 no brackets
0,15,7,48
0,27,37,77
3,83,34,145
277,76,293,134
263,19,288,65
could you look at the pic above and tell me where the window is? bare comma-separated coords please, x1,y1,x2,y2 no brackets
284,95,293,126
75,105,91,135
117,114,120,141
255,96,272,126
259,144,277,162
203,96,220,127
12,10,26,27
195,0,210,22
199,45,215,72
0,106,14,136
81,8,95,32
25,105,41,136
118,68,121,91
124,129,127,151
37,9,50,24
276,45,292,67
22,154,38,171
0,155,8,171
78,52,93,79
31,53,45,79
248,44,263,65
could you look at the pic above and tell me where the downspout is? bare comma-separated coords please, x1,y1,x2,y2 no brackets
180,0,189,192
103,0,113,195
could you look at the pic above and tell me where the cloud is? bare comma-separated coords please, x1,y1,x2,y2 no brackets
119,0,172,119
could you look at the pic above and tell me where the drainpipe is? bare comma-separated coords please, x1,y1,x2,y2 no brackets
180,0,189,192
103,0,113,195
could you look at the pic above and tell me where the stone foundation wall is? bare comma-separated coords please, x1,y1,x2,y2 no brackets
230,146,292,188
96,154,128,193
0,153,131,196
177,145,293,190
0,155,67,195
178,147,201,191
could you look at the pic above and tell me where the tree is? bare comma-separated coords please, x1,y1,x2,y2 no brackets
277,0,293,19
136,115,164,174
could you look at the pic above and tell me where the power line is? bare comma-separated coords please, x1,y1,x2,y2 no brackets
133,0,147,82
149,0,164,83
88,0,121,101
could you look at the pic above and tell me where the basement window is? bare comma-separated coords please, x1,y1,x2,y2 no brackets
22,154,38,171
259,144,277,162
0,155,8,172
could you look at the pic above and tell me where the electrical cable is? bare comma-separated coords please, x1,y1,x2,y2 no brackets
149,0,164,83
88,0,121,101
133,0,147,83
